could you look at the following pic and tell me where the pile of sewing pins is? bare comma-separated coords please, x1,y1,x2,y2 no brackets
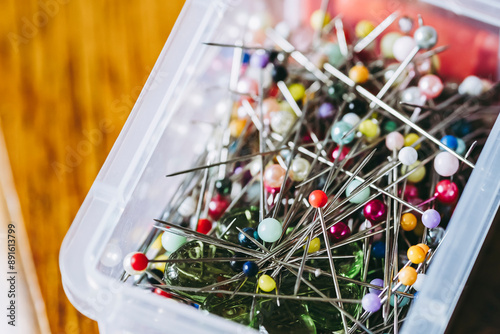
118,4,499,334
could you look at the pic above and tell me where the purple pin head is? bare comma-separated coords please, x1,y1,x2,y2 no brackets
422,209,441,229
318,102,336,119
369,278,384,294
362,293,382,312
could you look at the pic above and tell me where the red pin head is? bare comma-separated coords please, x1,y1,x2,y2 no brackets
154,288,173,298
130,252,149,271
196,219,212,234
434,180,459,204
309,190,328,208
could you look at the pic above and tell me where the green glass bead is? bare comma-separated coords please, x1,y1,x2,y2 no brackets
253,299,317,334
277,269,361,332
205,293,317,334
215,177,232,196
164,240,235,303
305,283,361,332
218,207,260,244
327,82,345,100
202,242,363,332
203,294,254,325
383,120,398,133
332,242,364,279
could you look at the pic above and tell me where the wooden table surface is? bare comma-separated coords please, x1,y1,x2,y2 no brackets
0,1,185,333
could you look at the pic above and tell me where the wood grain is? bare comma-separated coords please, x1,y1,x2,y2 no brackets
0,1,185,333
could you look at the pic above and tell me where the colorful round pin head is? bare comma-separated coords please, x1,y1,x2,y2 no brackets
290,157,310,182
346,180,371,204
434,152,459,177
154,288,173,298
399,267,418,286
407,245,426,264
369,278,384,294
257,218,282,243
401,213,417,231
250,49,270,69
418,74,443,99
427,227,446,247
362,293,382,312
381,32,402,58
271,64,288,82
398,147,418,166
196,219,212,235
123,252,148,276
393,36,416,62
346,98,367,115
406,161,426,183
349,64,370,84
331,121,355,145
359,119,379,138
310,9,330,30
459,75,483,96
363,199,387,224
208,194,230,221
270,110,296,134
161,231,187,253
242,261,259,277
372,241,385,258
435,179,459,204
318,102,336,119
230,253,245,272
309,190,328,208
385,131,405,151
288,83,306,101
264,164,286,188
355,20,375,38
328,222,351,242
440,135,458,151
178,196,197,217
305,237,321,253
401,86,424,105
398,16,413,33
455,138,466,155
215,177,232,196
417,243,430,254
404,133,421,149
422,209,441,228
342,112,360,127
323,43,345,67
258,274,276,292
331,145,350,162
390,285,411,307
327,82,345,100
413,25,438,50
239,227,258,249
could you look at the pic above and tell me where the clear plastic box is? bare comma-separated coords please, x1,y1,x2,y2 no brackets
59,1,500,333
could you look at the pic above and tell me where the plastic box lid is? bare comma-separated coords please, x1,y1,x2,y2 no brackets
423,0,500,28
59,0,500,333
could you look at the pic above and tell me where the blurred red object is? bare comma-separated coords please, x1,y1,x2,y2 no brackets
299,0,498,81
